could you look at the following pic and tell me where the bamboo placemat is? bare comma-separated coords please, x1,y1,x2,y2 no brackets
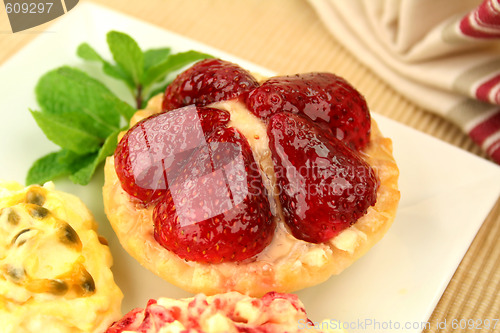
0,0,498,332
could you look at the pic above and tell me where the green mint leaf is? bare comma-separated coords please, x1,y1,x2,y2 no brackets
142,50,212,87
107,31,144,85
103,63,136,89
77,42,135,89
68,155,98,185
143,47,171,71
36,66,135,127
56,151,98,186
30,110,103,154
97,128,122,163
68,129,121,185
76,42,103,61
57,150,96,173
26,150,71,185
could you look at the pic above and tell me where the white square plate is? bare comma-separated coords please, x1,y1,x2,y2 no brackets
1,3,499,333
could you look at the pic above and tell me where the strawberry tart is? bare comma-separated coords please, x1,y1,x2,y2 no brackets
103,59,400,296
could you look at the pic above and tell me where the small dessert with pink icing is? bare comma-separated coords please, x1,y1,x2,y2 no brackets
106,291,346,333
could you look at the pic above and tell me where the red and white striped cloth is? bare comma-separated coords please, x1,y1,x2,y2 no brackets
307,0,500,164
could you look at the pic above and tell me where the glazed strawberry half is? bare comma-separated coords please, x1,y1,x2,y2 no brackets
115,105,274,263
114,106,230,204
153,127,274,263
268,112,378,243
246,73,371,150
162,58,260,111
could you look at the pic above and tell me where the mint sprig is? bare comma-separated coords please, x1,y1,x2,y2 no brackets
27,31,213,186
27,66,130,185
77,30,212,108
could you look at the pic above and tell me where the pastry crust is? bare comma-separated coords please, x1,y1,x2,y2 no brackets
103,94,400,297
